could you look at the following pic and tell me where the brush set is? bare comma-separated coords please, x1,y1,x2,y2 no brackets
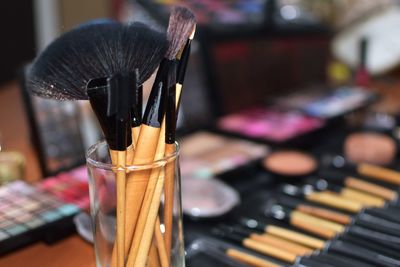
27,7,196,267
208,159,400,267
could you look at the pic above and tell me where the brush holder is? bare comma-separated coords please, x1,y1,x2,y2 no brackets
86,140,185,267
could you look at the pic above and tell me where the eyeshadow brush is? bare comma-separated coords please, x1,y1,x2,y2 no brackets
163,24,196,258
254,209,400,267
126,7,196,267
218,224,314,256
322,155,400,186
213,227,349,267
306,178,386,208
277,195,400,234
318,169,398,201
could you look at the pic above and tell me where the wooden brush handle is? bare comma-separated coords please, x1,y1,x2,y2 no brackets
289,213,337,239
265,225,325,250
358,163,400,185
155,217,169,267
243,238,298,264
226,248,282,267
340,188,386,207
131,126,141,151
109,150,127,267
291,211,345,233
163,143,176,259
250,233,313,256
345,177,397,201
129,172,165,267
297,204,351,225
306,191,363,213
124,125,161,253
148,239,161,267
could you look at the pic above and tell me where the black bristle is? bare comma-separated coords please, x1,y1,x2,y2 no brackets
165,6,196,60
27,20,168,100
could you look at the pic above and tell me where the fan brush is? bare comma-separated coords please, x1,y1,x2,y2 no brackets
27,20,168,100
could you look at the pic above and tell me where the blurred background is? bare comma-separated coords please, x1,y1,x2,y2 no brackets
2,0,400,266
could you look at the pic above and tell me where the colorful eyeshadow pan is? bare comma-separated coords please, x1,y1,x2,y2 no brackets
0,165,88,255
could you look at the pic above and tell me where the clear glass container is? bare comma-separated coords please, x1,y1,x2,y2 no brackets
86,140,185,267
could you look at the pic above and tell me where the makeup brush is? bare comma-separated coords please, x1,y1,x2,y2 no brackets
306,178,386,208
218,224,313,257
323,154,400,186
27,21,168,101
312,252,376,267
163,23,196,258
318,169,398,201
239,217,326,250
211,227,298,264
277,195,400,234
125,7,196,267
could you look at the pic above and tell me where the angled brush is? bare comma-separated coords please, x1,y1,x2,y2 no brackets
125,7,196,267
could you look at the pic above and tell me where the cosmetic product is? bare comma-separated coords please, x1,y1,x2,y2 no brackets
218,107,324,143
181,176,240,218
180,131,269,179
262,150,317,180
344,132,396,165
355,37,370,87
0,180,80,255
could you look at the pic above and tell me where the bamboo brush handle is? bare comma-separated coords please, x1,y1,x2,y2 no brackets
358,163,400,185
291,211,345,233
265,225,325,250
110,150,126,267
243,238,298,264
131,127,141,151
297,204,351,225
250,233,313,256
306,192,363,213
148,239,161,267
125,125,161,253
164,143,176,259
126,128,166,266
340,188,386,207
345,177,397,201
155,216,169,267
131,171,165,267
290,215,337,239
226,248,282,267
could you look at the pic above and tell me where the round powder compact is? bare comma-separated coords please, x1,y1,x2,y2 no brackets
344,132,396,165
262,150,317,178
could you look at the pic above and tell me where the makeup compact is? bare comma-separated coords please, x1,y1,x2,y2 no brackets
182,176,240,219
180,131,269,179
262,150,317,180
344,132,397,165
217,107,325,144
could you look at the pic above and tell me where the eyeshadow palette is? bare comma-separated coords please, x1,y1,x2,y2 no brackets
0,181,80,255
180,131,269,179
0,165,90,255
217,107,325,143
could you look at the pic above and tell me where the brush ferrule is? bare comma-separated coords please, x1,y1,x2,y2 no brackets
165,83,176,144
87,77,132,151
177,39,191,84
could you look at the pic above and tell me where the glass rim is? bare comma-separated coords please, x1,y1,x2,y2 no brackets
86,140,180,171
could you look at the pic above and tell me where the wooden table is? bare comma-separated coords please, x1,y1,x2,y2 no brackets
0,82,95,266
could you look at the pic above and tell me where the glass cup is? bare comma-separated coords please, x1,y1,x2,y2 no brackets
86,140,185,267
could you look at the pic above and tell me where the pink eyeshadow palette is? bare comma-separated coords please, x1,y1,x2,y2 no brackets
0,165,89,255
180,131,269,178
217,107,325,143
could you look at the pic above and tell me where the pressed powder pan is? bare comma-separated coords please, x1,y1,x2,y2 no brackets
344,132,396,165
262,150,317,181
